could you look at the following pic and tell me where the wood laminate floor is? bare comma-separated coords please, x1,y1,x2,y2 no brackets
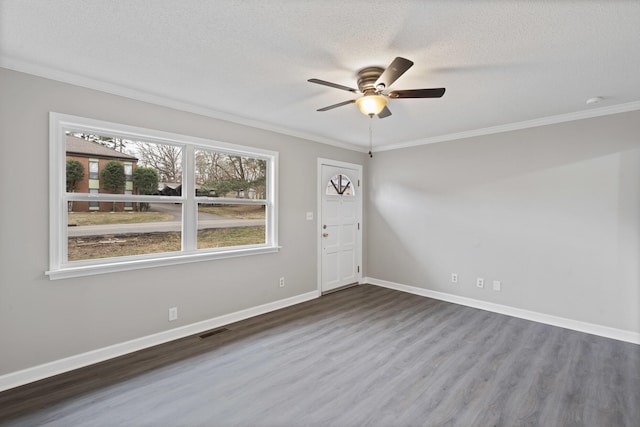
0,284,638,426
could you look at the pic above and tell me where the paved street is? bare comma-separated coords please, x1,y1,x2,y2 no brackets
68,219,264,237
68,204,264,237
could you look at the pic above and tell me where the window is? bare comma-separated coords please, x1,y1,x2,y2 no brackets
88,159,100,209
48,113,278,279
326,174,354,196
123,161,133,210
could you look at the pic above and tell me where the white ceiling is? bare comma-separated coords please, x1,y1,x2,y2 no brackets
2,0,639,152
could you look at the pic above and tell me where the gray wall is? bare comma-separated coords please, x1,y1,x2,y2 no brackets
2,66,638,378
0,68,366,375
366,111,640,333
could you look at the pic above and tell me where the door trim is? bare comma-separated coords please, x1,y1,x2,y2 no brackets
317,158,363,294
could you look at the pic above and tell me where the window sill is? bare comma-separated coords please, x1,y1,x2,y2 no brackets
46,246,281,280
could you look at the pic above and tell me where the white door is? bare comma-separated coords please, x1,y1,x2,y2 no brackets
319,161,362,293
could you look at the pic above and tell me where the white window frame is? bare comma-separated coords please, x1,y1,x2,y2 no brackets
47,112,279,280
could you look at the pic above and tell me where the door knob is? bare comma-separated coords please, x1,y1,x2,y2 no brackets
322,233,329,237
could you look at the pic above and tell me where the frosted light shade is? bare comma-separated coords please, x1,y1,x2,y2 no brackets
355,95,388,116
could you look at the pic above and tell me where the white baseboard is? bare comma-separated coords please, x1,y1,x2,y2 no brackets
3,280,637,393
364,277,640,345
0,290,320,393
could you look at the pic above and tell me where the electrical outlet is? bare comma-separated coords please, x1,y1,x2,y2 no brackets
451,273,458,284
169,307,178,321
493,280,501,291
279,277,285,287
476,278,484,288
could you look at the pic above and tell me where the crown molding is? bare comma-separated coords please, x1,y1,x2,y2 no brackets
375,101,640,152
3,56,638,154
0,56,366,154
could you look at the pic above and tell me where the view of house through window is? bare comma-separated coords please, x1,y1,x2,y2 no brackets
50,113,277,278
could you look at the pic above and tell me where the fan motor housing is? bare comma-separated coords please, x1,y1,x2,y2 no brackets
357,66,384,94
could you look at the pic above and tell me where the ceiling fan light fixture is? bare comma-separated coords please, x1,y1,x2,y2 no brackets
356,95,387,116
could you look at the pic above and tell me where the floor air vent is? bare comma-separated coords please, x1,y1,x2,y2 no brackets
199,328,230,339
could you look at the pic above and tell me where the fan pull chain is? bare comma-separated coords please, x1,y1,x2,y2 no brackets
368,116,373,158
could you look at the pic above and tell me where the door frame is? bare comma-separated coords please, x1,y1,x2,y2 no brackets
317,158,363,293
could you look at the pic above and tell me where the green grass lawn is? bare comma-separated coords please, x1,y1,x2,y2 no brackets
67,204,265,261
68,227,265,261
198,204,265,219
197,226,265,249
68,211,173,226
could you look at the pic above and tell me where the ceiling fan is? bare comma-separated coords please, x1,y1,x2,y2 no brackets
308,57,445,118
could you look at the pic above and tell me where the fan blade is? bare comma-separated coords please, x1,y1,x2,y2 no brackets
388,88,446,98
308,78,358,93
317,99,356,111
374,57,414,89
377,106,392,118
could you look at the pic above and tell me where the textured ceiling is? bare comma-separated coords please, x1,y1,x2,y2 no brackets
2,0,639,151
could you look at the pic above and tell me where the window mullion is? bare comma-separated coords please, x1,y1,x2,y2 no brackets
182,145,197,251
51,117,66,270
267,153,278,247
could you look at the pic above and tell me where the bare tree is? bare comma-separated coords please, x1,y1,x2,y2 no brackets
195,151,266,198
195,150,225,185
134,142,183,183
